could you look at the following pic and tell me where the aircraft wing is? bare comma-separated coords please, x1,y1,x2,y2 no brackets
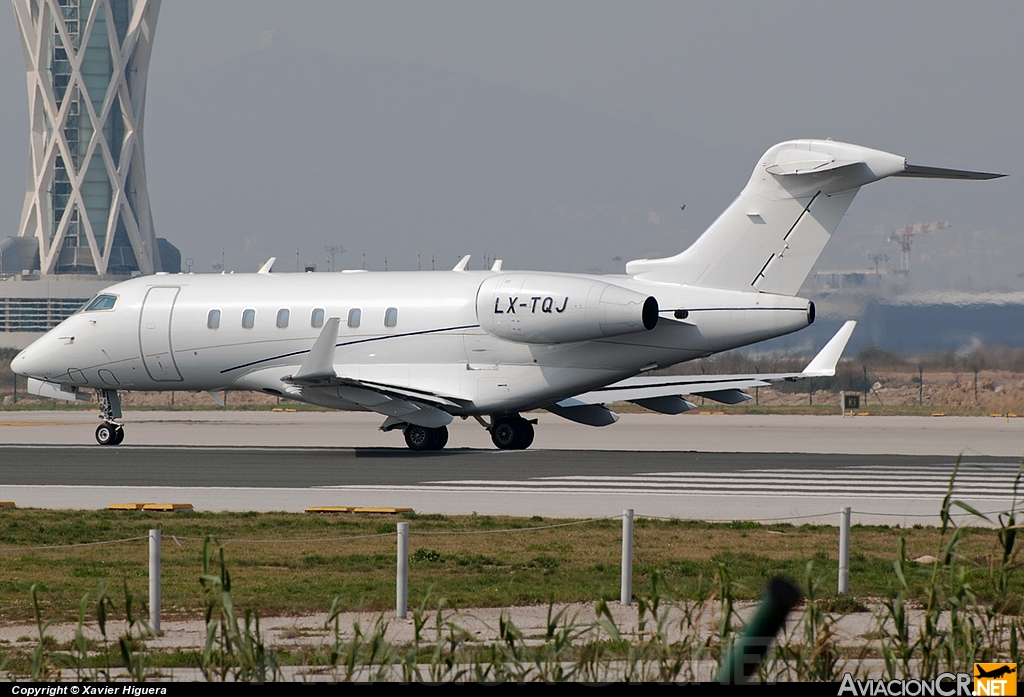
555,321,856,418
232,316,466,429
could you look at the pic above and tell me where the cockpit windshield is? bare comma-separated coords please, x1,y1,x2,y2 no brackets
83,294,117,312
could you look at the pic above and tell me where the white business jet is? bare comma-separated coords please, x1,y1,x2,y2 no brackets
11,140,1002,450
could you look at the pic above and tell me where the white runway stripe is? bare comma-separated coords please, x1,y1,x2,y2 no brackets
320,463,1023,500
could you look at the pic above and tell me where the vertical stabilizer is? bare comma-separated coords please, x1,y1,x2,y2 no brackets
626,140,908,295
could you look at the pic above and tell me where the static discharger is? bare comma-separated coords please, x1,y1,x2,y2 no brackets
306,506,414,515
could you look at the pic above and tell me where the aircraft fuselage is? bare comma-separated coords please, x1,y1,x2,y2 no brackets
13,269,811,414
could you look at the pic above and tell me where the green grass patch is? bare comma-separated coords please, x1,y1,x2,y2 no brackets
0,509,1021,625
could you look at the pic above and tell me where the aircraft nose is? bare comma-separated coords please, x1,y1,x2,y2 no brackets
12,340,52,379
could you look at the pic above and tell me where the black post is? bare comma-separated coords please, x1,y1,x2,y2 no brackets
717,577,802,684
919,365,923,406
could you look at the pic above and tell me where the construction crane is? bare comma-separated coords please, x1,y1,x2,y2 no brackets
888,220,949,273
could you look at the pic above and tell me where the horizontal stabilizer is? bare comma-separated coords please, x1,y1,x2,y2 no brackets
894,164,1005,180
801,320,856,377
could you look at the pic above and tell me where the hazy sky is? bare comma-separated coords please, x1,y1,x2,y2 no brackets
1,1,1021,281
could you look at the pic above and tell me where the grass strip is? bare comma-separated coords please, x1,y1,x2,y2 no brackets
0,509,1021,624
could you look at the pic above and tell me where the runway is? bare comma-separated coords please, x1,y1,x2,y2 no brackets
2,411,1023,523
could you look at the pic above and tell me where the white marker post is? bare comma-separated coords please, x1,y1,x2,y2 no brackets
621,509,634,605
838,507,851,595
149,529,161,632
397,522,409,619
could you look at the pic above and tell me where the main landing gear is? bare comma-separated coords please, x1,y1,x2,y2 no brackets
96,388,125,446
403,424,449,452
489,415,535,450
394,413,536,451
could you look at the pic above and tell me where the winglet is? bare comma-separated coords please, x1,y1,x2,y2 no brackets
491,259,503,271
453,255,471,271
293,317,341,380
802,321,857,377
258,257,276,274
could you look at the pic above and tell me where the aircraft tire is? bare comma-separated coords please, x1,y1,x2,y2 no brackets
404,424,441,451
429,426,449,451
111,425,125,445
515,420,535,450
95,423,117,446
491,416,534,450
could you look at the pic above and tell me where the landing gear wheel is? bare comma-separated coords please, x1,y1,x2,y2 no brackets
517,420,535,450
95,422,121,446
431,426,449,451
490,416,535,450
404,424,449,451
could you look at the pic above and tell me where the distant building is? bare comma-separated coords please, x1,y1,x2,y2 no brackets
4,0,178,348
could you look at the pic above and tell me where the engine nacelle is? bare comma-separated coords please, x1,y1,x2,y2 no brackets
476,273,658,344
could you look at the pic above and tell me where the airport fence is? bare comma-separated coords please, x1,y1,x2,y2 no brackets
2,490,1024,682
0,503,1012,628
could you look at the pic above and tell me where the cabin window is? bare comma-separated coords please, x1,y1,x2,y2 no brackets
242,308,256,329
207,309,221,329
276,308,290,328
384,307,398,328
347,308,361,328
311,308,325,328
84,294,117,311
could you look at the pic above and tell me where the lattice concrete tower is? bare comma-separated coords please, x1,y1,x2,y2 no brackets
13,0,162,276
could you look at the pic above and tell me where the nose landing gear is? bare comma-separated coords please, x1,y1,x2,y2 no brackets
95,422,125,445
96,388,124,446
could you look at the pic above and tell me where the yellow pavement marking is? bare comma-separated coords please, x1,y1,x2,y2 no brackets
305,506,414,514
142,503,194,512
0,421,86,427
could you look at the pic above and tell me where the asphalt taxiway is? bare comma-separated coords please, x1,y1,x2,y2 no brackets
1,411,1023,523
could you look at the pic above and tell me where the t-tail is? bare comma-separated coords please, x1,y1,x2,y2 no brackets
626,139,1003,295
